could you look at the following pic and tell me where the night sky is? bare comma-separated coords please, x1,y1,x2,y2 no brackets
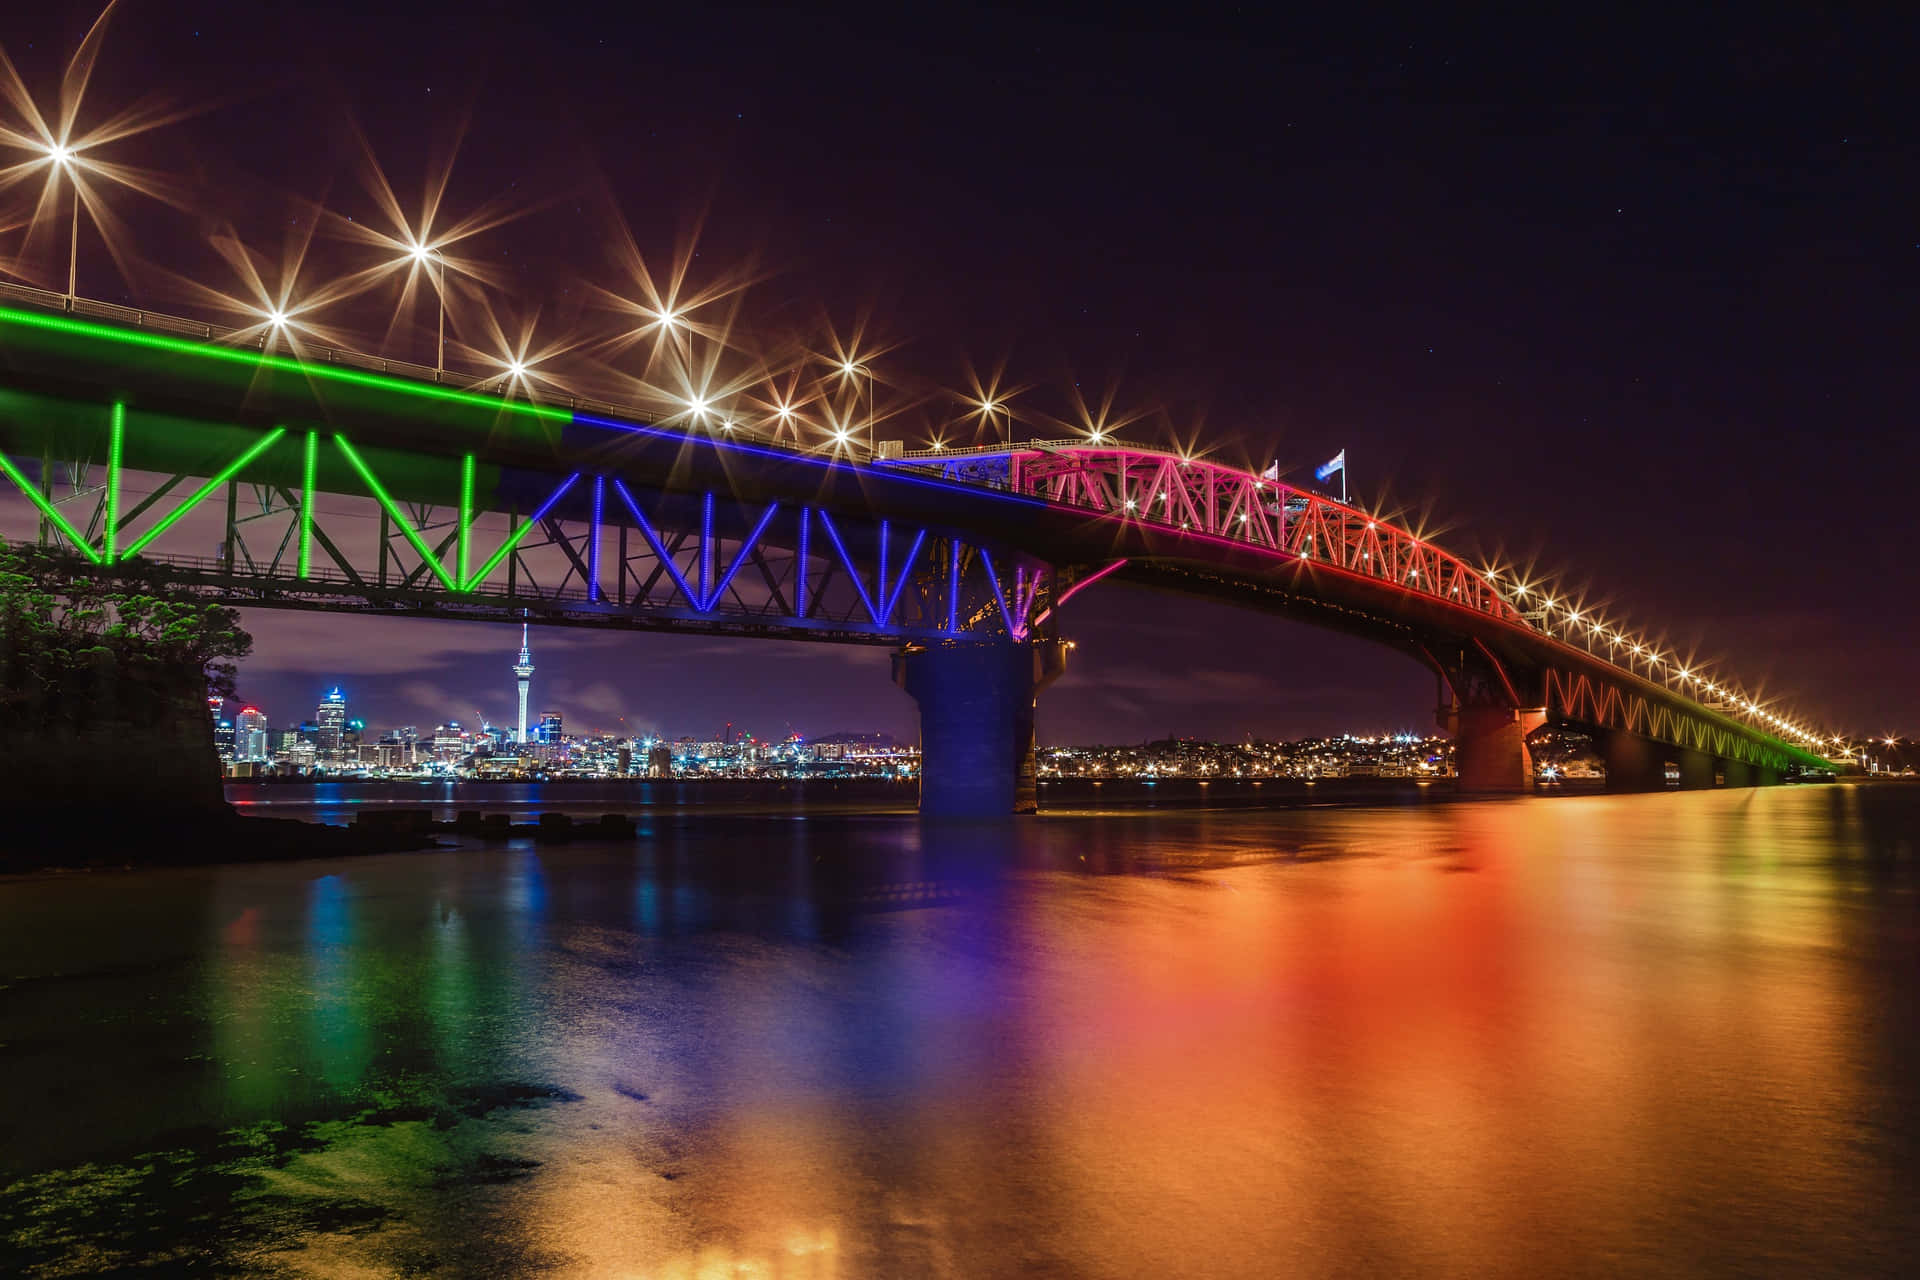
4,4,1913,743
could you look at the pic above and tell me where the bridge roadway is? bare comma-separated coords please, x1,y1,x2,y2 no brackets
0,299,1829,813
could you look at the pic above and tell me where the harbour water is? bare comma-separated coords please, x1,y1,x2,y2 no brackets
2,784,1916,1276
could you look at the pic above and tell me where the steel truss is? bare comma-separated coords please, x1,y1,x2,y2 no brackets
1544,668,1796,771
0,423,1058,645
899,442,1522,624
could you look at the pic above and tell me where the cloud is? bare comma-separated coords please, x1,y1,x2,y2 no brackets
237,612,532,675
398,681,458,715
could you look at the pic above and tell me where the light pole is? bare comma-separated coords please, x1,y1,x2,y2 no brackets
977,398,1012,447
407,244,447,375
653,309,692,385
841,360,873,457
45,143,79,310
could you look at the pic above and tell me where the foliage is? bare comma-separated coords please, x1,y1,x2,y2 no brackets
0,537,253,727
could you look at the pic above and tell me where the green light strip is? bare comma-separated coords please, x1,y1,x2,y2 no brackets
104,401,124,562
298,430,316,579
333,435,458,591
0,306,572,424
464,475,578,590
0,451,102,563
459,453,474,588
120,428,287,559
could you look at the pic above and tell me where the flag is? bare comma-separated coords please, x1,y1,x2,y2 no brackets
1314,449,1346,482
1260,461,1280,481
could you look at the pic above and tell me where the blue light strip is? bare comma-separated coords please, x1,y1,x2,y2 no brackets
611,478,698,606
815,509,878,621
797,509,810,617
572,411,1052,507
947,540,961,632
702,502,781,612
588,475,605,602
880,528,927,624
701,493,715,606
979,548,1019,638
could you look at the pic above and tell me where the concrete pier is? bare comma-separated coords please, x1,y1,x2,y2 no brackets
894,640,1067,816
1599,730,1670,793
1447,705,1547,794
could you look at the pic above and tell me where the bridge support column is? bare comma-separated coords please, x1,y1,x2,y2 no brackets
1719,758,1754,788
1446,705,1546,794
1599,730,1669,792
894,640,1067,817
1674,747,1716,790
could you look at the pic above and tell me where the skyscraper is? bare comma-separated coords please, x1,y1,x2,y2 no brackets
235,706,270,762
316,688,348,758
513,623,535,744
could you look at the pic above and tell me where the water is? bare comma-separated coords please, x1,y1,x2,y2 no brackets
2,785,1916,1277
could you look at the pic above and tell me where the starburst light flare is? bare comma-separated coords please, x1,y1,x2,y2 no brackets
0,2,201,302
318,121,528,370
459,302,590,402
1039,376,1151,448
584,209,758,389
151,222,367,357
952,357,1030,447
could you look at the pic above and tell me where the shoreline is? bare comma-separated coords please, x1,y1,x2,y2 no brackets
7,775,1885,878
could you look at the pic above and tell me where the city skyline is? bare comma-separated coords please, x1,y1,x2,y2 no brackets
217,593,1451,747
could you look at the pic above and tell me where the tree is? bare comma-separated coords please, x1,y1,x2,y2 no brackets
0,538,253,727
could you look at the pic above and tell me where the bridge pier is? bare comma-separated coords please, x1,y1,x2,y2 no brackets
1446,705,1546,793
1599,730,1669,792
1719,758,1754,788
1674,747,1716,790
894,640,1068,817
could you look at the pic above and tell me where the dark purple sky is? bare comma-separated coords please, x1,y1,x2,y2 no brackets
7,4,1915,742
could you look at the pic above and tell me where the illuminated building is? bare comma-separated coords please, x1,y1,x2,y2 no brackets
433,723,469,761
539,711,563,744
316,688,348,757
235,706,270,761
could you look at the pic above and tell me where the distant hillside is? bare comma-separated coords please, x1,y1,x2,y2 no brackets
809,731,907,748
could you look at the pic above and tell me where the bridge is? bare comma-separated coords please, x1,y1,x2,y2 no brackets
0,289,1832,814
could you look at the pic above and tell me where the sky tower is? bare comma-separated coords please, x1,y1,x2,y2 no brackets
513,624,535,745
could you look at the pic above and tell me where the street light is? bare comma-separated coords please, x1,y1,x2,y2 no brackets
976,397,1017,447
656,308,692,378
406,242,448,373
840,359,874,457
44,143,80,309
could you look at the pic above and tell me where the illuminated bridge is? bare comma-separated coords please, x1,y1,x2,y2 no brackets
0,293,1831,814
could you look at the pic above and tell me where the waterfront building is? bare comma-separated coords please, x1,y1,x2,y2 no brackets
432,723,469,762
235,706,270,762
316,689,348,758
